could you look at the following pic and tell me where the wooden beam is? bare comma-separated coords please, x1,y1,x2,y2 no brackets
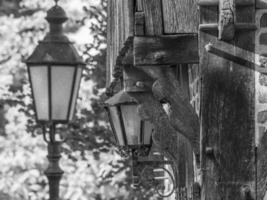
134,34,199,66
198,0,254,6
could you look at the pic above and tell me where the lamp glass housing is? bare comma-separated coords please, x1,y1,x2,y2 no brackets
28,65,83,123
105,91,154,148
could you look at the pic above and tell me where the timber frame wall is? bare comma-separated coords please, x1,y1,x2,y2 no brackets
107,0,267,199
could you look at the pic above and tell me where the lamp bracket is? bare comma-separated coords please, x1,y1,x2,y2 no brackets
42,123,67,144
117,145,151,158
132,158,176,198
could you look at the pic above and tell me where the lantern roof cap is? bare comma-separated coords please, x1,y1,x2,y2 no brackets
105,90,138,106
25,4,85,66
25,40,85,65
46,5,68,23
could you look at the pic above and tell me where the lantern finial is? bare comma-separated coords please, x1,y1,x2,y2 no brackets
45,2,68,42
55,0,59,6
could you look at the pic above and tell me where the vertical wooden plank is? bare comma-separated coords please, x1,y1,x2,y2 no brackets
142,0,163,35
162,0,199,34
106,0,134,86
135,12,145,36
200,2,256,200
136,0,143,11
160,0,199,194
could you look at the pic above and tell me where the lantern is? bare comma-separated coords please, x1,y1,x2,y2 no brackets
104,90,154,153
25,4,85,124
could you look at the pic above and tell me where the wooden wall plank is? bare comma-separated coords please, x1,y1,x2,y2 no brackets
199,0,254,6
162,0,198,34
142,0,163,35
106,0,134,86
199,2,256,200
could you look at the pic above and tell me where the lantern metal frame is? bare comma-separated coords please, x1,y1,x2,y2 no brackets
27,64,83,125
104,90,153,157
26,2,85,125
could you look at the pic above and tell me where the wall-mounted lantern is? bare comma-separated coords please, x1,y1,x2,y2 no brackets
25,1,84,200
104,60,179,197
104,90,153,156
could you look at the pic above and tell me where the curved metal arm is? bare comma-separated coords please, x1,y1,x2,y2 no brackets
139,165,176,198
42,123,68,144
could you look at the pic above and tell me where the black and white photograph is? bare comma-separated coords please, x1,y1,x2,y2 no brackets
0,0,265,199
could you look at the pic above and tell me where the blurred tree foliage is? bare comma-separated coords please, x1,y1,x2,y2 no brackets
0,0,158,199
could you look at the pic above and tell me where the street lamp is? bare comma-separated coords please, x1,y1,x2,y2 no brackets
104,90,154,156
25,1,84,200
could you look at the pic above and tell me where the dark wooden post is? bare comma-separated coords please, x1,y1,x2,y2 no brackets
199,0,256,199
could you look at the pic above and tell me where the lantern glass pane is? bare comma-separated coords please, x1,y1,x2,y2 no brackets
143,121,154,145
29,66,49,120
69,67,82,120
109,107,125,145
120,104,141,145
51,66,75,120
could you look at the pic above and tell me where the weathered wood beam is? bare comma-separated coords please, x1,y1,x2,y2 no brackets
199,23,257,31
133,67,200,155
218,0,235,41
134,34,199,66
198,0,254,6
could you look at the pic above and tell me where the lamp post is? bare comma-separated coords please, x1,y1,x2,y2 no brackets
25,1,85,200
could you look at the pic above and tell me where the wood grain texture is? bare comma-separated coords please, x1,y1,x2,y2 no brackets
257,0,267,8
200,2,256,200
142,0,163,35
106,0,134,86
137,67,200,155
136,0,143,11
257,135,267,200
218,0,235,41
134,34,199,66
199,0,254,6
138,0,199,196
135,12,145,36
162,0,198,33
